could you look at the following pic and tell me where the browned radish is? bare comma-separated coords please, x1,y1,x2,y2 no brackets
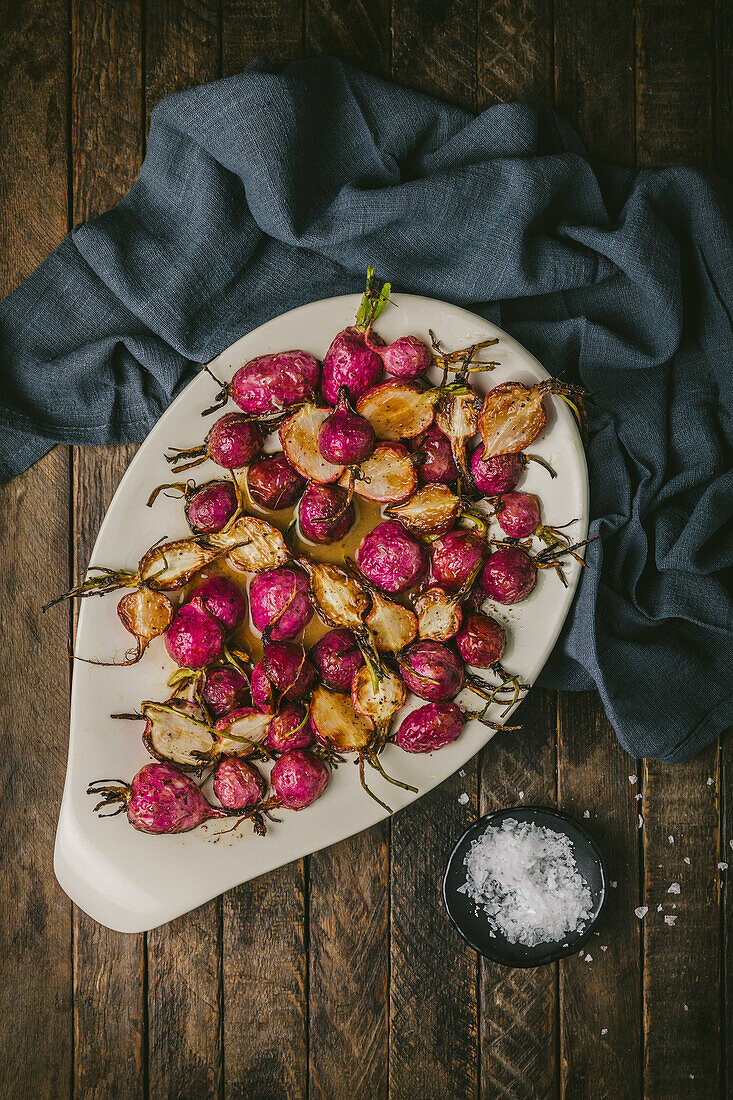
135,700,269,768
386,483,460,537
356,381,437,441
435,386,483,479
364,589,417,653
207,515,289,573
298,558,370,631
309,685,374,753
341,442,417,503
412,585,463,642
280,403,345,483
478,379,588,457
351,665,406,724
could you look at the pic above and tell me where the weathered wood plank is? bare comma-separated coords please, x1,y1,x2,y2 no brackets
143,6,223,1099
222,864,308,1100
389,9,479,1097
305,0,391,77
642,749,721,1096
555,0,635,164
222,0,303,75
636,0,714,169
391,0,478,111
0,1,73,1096
70,2,147,1096
635,5,720,1094
477,0,553,107
558,695,642,1098
479,689,558,1100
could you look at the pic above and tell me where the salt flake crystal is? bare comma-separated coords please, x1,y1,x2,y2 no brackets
657,904,663,912
458,793,469,805
719,862,728,871
629,775,638,785
668,882,681,894
665,914,677,926
611,881,618,889
707,777,714,785
635,906,648,919
601,1028,608,1035
585,954,593,962
668,835,675,844
635,793,642,801
684,857,691,865
583,810,590,819
601,945,608,952
459,769,466,777
461,819,593,947
638,815,644,829
519,791,524,800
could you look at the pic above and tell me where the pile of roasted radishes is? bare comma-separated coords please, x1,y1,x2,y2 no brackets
52,270,592,837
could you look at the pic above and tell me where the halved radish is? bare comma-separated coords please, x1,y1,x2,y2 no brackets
138,538,225,589
215,708,273,755
365,591,418,652
298,558,370,631
208,515,289,572
386,483,459,536
280,403,346,483
435,386,482,477
412,585,463,642
351,665,406,723
341,442,417,503
141,701,219,768
356,381,437,441
478,379,587,458
310,684,374,752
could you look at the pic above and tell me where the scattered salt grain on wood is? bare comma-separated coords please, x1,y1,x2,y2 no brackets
635,906,648,919
601,1028,608,1035
635,793,642,801
611,881,617,888
461,818,593,947
583,810,590,818
665,915,677,926
719,862,728,870
601,945,608,951
585,953,593,962
638,815,644,829
668,835,674,844
657,904,663,912
629,775,637,785
459,769,466,777
707,777,714,785
684,857,691,864
519,791,524,800
668,882,681,894
458,792,469,805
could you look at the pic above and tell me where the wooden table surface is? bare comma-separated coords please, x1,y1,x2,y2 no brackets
1,1,730,1097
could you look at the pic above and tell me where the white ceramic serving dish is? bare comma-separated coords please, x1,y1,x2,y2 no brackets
54,293,588,933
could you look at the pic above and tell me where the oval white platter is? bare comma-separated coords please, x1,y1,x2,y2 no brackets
54,293,588,933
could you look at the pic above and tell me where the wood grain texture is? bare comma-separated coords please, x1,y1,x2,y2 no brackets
70,2,146,1096
477,0,553,108
0,2,73,1097
555,0,636,164
309,826,389,1100
222,0,303,74
142,8,223,1099
222,863,308,1100
391,0,478,110
305,0,391,76
148,903,223,1099
558,695,642,1099
479,689,558,1100
145,0,220,114
642,749,721,1096
636,0,714,169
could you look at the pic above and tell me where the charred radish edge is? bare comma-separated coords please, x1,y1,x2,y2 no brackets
297,558,381,676
310,685,417,814
344,443,417,504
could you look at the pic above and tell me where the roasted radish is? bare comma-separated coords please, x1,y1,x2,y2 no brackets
356,520,427,595
386,483,459,537
310,629,365,692
280,403,346,484
88,762,228,833
270,749,330,809
166,413,263,473
246,452,306,511
250,565,313,640
356,381,437,441
479,379,587,458
206,515,289,573
342,442,416,503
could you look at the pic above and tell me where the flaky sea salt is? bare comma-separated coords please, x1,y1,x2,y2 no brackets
458,793,469,805
665,915,677,926
461,819,593,947
719,862,728,871
629,775,638,785
668,882,681,894
601,1028,608,1035
635,906,648,919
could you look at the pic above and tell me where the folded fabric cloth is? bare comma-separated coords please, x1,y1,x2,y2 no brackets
1,57,731,762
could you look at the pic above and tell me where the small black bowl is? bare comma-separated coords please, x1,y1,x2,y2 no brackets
443,806,608,967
